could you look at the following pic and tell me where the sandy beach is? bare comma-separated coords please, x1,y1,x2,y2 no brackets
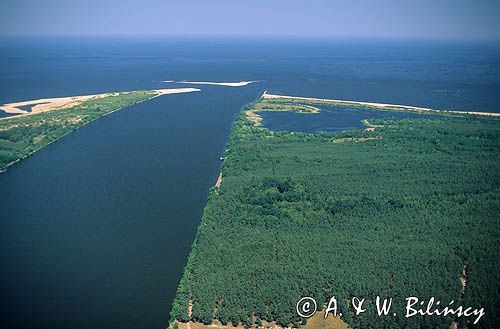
215,172,223,187
150,88,200,96
0,88,200,117
165,80,260,87
0,95,107,115
263,92,500,117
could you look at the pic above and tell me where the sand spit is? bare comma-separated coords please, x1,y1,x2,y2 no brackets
0,95,106,115
246,110,263,126
165,80,260,87
0,88,200,118
151,88,200,96
263,92,500,117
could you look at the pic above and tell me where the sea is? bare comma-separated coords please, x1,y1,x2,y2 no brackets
0,36,499,329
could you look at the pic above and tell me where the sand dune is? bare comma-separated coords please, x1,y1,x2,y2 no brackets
0,88,200,117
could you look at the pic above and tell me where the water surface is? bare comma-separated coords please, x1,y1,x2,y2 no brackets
0,86,261,329
259,105,433,133
0,37,499,329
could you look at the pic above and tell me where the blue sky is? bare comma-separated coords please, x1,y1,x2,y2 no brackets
1,0,499,40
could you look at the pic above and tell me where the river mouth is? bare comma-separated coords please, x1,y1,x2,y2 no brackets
0,86,262,329
259,105,433,133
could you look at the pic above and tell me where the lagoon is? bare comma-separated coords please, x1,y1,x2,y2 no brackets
259,105,433,133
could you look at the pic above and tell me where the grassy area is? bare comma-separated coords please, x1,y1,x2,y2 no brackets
170,98,500,329
0,91,156,170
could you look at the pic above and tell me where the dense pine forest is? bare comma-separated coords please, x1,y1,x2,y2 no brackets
0,91,155,170
170,99,500,329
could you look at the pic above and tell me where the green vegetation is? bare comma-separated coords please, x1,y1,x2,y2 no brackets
244,99,320,127
0,91,156,170
249,99,320,114
263,96,440,114
171,99,500,329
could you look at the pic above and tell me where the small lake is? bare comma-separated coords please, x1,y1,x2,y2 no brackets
259,105,434,132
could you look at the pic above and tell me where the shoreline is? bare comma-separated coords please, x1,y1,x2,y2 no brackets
0,88,200,172
0,88,200,119
262,92,500,117
0,97,150,171
215,172,223,188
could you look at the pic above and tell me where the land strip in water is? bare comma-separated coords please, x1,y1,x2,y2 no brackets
0,88,199,170
262,92,500,117
0,88,199,117
164,81,261,87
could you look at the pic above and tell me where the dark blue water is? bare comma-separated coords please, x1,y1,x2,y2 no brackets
259,105,433,133
0,37,499,329
1,37,500,112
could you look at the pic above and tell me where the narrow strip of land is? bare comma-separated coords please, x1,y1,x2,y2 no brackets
0,88,199,118
165,81,260,87
262,92,500,117
0,88,200,170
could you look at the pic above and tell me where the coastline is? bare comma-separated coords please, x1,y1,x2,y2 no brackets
0,88,200,119
263,92,500,117
0,88,200,171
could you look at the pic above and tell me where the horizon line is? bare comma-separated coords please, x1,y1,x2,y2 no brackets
1,34,499,43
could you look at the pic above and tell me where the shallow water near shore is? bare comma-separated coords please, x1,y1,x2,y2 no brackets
0,37,499,329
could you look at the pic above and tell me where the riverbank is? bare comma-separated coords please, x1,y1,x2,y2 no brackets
0,88,200,170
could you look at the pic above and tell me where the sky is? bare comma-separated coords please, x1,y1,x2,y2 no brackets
1,0,499,40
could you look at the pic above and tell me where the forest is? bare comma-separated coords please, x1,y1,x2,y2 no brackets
0,91,155,170
170,99,500,329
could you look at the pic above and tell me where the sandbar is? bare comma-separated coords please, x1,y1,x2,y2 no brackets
0,88,200,117
262,92,500,117
164,80,260,87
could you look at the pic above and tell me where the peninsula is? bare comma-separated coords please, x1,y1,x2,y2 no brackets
170,94,500,329
164,81,260,87
0,88,200,170
262,92,500,117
